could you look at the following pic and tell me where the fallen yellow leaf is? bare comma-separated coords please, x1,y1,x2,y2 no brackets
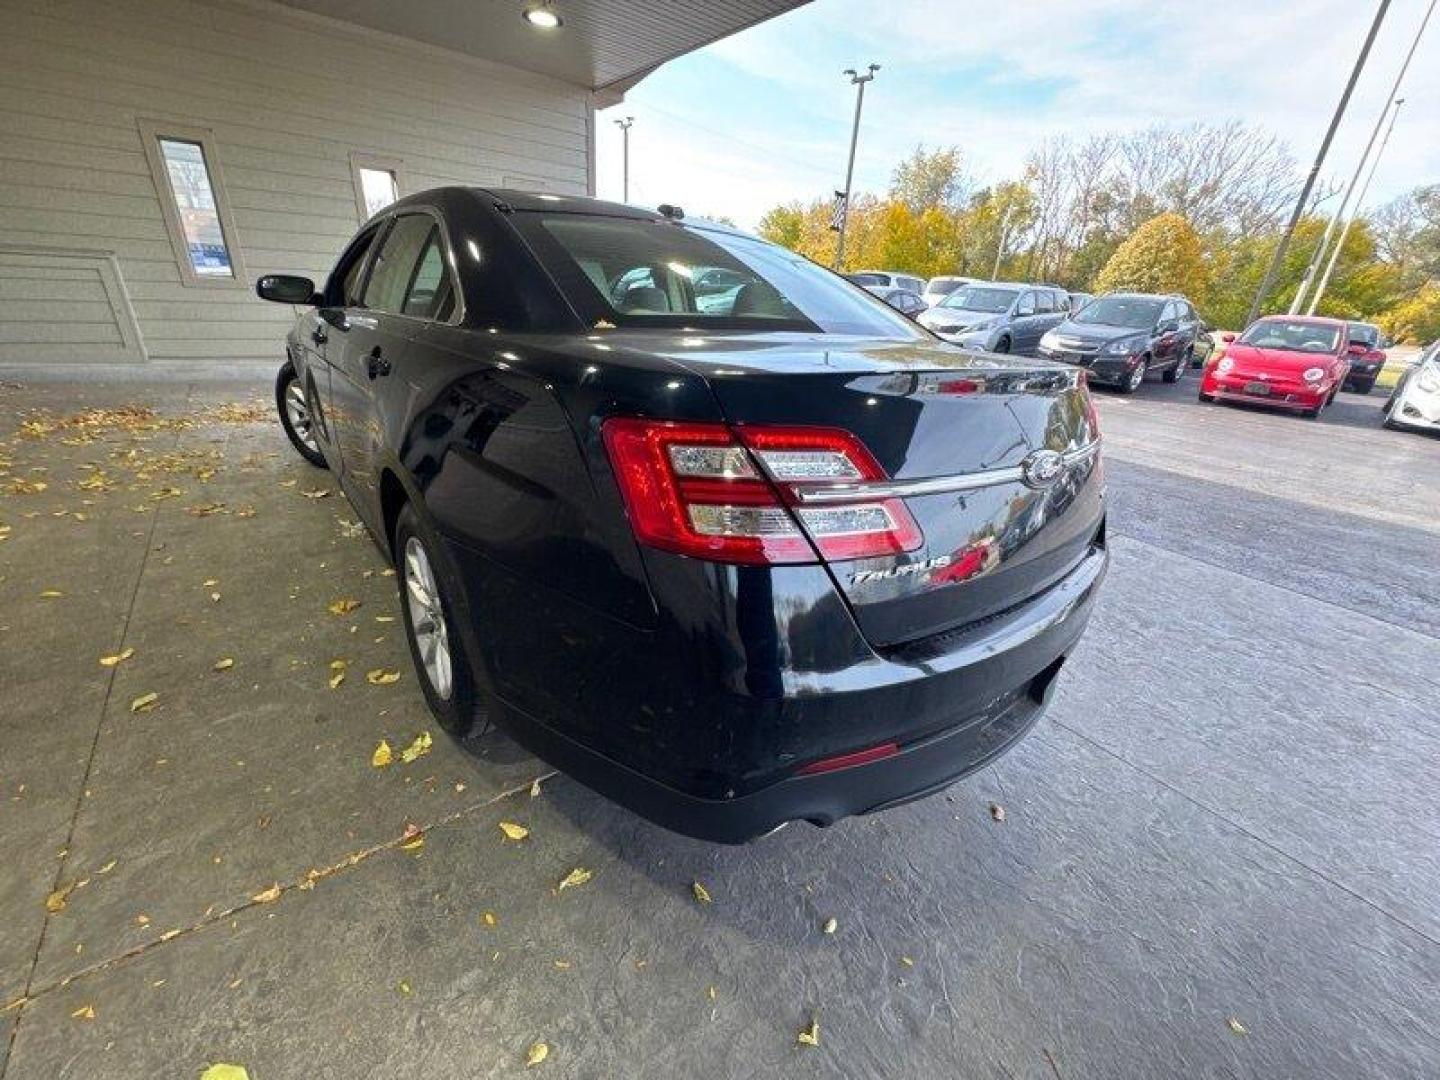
213,658,234,671
822,917,838,935
482,911,498,927
328,659,347,689
39,589,64,599
526,1042,549,1067
371,740,393,768
200,1065,251,1080
99,647,134,667
367,668,401,686
557,868,592,892
692,881,713,904
400,833,425,852
1228,1017,1248,1036
301,488,331,499
71,1005,95,1020
129,692,159,713
45,884,75,913
327,598,361,616
399,730,431,761
797,1018,820,1047
398,980,412,995
251,883,282,904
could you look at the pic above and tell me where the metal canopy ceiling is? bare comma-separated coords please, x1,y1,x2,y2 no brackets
273,0,809,92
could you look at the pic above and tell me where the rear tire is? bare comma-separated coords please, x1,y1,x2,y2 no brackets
276,360,326,469
395,503,482,739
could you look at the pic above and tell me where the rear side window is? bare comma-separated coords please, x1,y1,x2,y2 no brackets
402,231,456,320
363,214,434,314
1035,291,1055,314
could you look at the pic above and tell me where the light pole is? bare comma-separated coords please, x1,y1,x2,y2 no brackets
1244,0,1390,327
614,116,634,203
991,204,1016,281
833,63,879,270
1309,98,1405,314
1291,0,1436,313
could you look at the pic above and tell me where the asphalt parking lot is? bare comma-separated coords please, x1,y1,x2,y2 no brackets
1,367,1437,1079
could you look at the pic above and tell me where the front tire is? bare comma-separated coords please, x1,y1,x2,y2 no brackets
1119,357,1147,394
1163,351,1187,383
395,503,482,738
276,360,326,468
990,336,1011,354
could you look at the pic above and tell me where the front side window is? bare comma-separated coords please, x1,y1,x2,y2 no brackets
139,120,243,287
1240,319,1342,354
511,214,923,337
939,286,1017,314
1073,297,1164,329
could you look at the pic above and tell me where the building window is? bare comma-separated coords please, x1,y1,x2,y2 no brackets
138,120,244,288
350,153,405,222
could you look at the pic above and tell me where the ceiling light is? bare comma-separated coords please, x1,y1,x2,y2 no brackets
522,4,562,29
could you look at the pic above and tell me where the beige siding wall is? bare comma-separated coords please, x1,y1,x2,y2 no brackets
0,0,591,363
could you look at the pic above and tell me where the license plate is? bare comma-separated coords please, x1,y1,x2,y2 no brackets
1243,380,1271,396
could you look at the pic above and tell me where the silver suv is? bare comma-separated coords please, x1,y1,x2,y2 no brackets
917,282,1071,355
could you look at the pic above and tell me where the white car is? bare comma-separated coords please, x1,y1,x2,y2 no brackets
1382,340,1440,434
846,270,925,294
922,275,979,308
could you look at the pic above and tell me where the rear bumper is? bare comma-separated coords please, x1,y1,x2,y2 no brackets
492,543,1108,843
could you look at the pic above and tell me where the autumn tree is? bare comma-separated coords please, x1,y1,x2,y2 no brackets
1094,213,1208,299
890,145,970,213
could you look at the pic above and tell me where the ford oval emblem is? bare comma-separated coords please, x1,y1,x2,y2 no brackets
1020,449,1066,490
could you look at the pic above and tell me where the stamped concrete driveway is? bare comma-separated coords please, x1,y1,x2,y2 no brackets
0,369,1437,1079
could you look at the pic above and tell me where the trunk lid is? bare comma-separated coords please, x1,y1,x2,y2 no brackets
650,332,1105,648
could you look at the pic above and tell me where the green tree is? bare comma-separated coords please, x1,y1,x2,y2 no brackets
1094,212,1208,300
757,203,805,251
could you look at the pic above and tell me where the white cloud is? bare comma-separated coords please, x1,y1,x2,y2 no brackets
598,0,1439,229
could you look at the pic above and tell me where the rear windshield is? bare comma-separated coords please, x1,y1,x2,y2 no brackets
939,286,1016,313
511,213,921,336
845,272,889,286
1072,296,1163,329
1241,320,1342,354
927,278,964,295
1347,322,1379,346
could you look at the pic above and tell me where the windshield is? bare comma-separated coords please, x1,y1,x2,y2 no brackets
510,213,923,337
927,278,964,295
1072,296,1163,329
1347,322,1379,346
1241,319,1342,354
939,286,1016,314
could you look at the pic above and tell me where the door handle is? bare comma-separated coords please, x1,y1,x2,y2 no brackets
366,347,391,379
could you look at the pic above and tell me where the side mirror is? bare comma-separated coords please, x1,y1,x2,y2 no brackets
1221,332,1237,343
256,274,319,305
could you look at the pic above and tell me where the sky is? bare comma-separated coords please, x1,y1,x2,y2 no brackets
594,0,1439,230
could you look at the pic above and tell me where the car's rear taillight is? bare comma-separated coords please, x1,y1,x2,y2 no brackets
601,418,922,566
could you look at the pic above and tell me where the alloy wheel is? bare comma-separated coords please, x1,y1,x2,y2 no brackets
1127,360,1147,391
284,378,319,454
404,536,453,700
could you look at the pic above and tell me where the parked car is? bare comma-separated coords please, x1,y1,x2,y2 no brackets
259,188,1108,844
1198,316,1351,419
922,275,978,308
865,284,927,319
916,282,1069,355
846,270,926,294
1038,292,1201,393
1382,339,1440,434
1343,321,1388,394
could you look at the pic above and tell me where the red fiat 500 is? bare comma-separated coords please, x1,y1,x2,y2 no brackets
1199,316,1351,419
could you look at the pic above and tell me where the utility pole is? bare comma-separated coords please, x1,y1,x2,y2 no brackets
1309,98,1405,314
833,64,879,270
1291,0,1436,313
614,116,634,202
992,204,1016,281
1244,0,1390,328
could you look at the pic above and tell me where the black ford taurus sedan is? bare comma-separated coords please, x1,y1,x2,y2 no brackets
258,188,1108,843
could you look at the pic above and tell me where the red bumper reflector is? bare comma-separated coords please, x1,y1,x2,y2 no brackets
795,741,900,776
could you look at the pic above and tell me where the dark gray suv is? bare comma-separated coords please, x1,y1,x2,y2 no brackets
916,282,1070,355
